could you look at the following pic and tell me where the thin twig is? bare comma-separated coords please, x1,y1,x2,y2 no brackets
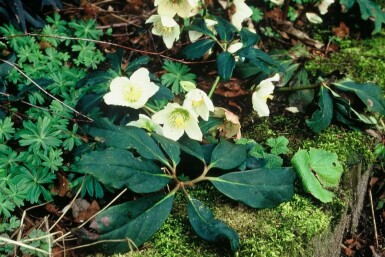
0,34,215,65
368,188,379,248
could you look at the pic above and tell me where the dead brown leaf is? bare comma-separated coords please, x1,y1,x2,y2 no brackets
332,22,350,39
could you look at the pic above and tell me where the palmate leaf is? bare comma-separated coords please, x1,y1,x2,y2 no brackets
187,198,239,252
291,148,343,203
210,168,296,208
84,192,174,254
161,60,196,94
11,165,55,204
75,148,171,193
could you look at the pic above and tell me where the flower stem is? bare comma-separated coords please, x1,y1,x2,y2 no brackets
208,76,220,98
276,84,320,92
144,105,157,114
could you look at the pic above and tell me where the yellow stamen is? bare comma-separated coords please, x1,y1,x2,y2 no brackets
123,84,142,103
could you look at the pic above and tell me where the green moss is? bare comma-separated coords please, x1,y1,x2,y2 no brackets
302,126,375,168
113,183,332,257
306,34,385,88
111,117,374,257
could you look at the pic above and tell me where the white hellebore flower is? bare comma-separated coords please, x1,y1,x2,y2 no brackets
103,68,159,109
231,0,253,30
155,0,199,18
252,73,280,117
127,114,163,135
152,103,202,141
146,15,180,49
183,88,214,121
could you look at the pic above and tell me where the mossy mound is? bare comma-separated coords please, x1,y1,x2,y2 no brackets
306,34,385,88
108,117,373,257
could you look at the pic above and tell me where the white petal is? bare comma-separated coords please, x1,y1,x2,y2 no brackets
152,103,175,124
231,0,253,30
189,31,203,42
184,119,203,141
157,4,177,17
176,1,193,18
270,0,284,5
318,0,334,14
145,15,160,24
109,77,129,92
162,123,184,141
161,16,178,27
306,13,323,24
227,42,243,53
252,93,270,117
130,67,150,84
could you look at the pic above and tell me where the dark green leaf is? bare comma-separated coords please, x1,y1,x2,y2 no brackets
198,117,222,134
333,80,385,115
92,194,164,234
184,18,215,37
150,84,173,101
179,137,205,163
187,198,239,251
210,167,296,208
87,193,174,254
210,139,247,170
125,56,151,74
87,119,168,165
216,52,235,82
76,148,171,193
152,133,180,166
182,39,215,59
213,16,236,42
357,0,385,34
239,28,259,48
306,86,333,133
105,48,124,72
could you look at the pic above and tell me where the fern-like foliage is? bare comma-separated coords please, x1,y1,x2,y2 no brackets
161,60,196,94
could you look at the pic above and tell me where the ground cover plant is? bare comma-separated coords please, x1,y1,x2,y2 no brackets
0,0,385,256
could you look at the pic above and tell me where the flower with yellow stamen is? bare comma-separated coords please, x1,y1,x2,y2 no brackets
183,88,214,121
152,103,202,141
103,68,159,109
146,15,180,49
155,0,199,18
